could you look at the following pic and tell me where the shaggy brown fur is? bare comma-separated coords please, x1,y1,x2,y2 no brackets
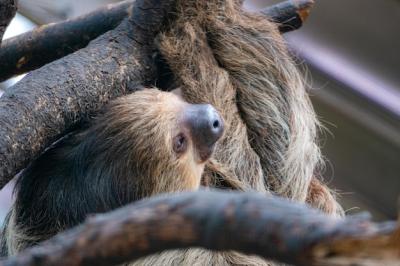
1,90,217,255
130,0,342,265
2,0,343,265
161,0,343,215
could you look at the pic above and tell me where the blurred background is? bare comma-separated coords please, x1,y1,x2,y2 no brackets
0,0,399,224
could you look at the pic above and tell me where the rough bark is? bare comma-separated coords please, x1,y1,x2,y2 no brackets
0,0,176,190
0,0,134,82
0,0,17,44
0,191,398,266
0,0,315,82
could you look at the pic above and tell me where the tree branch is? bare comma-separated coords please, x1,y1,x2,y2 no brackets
0,0,134,82
0,0,176,190
0,0,17,44
0,0,315,82
0,191,398,266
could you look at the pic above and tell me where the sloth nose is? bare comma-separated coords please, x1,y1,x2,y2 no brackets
187,104,224,145
184,104,224,161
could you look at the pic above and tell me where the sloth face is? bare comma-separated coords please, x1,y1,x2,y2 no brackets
99,89,224,194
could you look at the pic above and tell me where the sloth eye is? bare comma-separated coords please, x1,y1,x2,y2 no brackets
173,133,188,155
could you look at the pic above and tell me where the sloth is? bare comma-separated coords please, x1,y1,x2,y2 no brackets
1,0,343,265
0,89,226,255
158,0,343,213
129,1,343,265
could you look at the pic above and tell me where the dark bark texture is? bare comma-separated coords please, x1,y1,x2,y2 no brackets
0,0,17,44
0,0,315,82
0,0,176,190
0,0,134,82
0,191,398,266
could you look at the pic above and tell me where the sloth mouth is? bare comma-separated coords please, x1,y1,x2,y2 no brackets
197,144,216,163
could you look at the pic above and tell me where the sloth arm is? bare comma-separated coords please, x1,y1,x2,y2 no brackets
203,11,343,215
159,22,235,119
159,21,266,192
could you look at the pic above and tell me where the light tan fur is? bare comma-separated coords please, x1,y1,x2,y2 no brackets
102,90,206,197
159,0,343,217
1,90,207,256
130,0,342,265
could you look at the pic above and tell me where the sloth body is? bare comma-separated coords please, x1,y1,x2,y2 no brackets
1,0,342,265
1,90,225,256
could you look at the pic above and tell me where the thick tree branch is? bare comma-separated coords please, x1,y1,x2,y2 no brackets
0,0,17,44
0,0,314,82
0,0,176,190
0,0,134,82
0,191,398,266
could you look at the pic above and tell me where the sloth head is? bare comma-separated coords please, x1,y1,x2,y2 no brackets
15,89,225,224
82,89,224,198
9,89,224,253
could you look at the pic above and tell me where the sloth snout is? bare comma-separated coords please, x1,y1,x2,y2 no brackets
183,104,224,161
